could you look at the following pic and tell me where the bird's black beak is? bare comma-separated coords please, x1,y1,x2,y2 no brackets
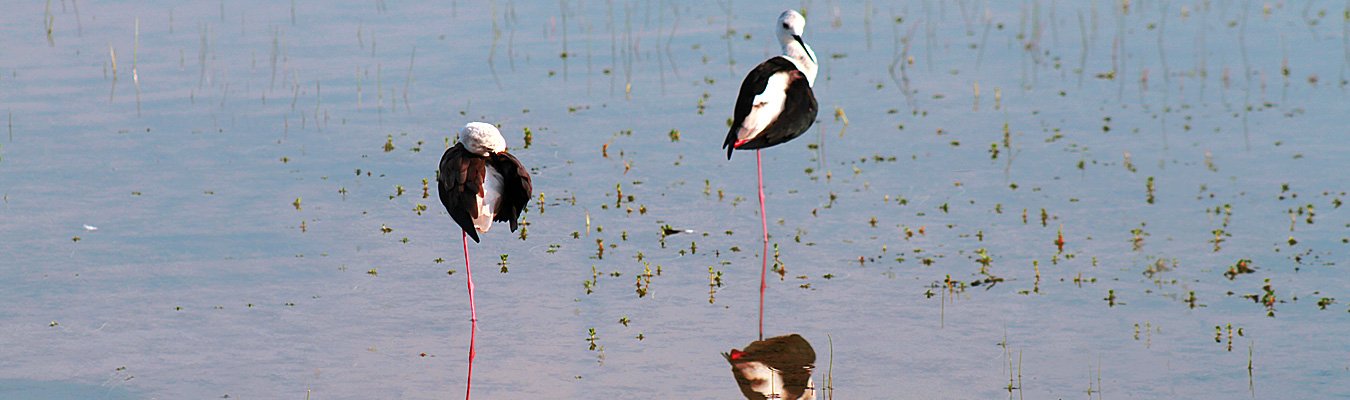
793,35,814,63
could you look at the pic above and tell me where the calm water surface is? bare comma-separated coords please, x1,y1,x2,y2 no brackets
1,1,1348,398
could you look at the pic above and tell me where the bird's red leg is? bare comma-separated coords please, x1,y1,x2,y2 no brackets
757,149,768,341
463,231,477,400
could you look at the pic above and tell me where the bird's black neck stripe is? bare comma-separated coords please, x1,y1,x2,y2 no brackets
793,35,814,63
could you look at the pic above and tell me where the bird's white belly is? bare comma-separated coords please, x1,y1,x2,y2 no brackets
474,167,506,233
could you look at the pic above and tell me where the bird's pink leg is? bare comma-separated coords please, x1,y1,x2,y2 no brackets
757,149,768,341
463,231,477,400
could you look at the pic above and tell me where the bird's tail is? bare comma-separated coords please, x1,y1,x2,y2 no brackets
723,128,737,160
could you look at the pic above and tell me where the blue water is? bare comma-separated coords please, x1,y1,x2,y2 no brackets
1,1,1347,398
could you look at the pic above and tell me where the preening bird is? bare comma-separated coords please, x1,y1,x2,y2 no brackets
439,122,532,244
436,121,533,399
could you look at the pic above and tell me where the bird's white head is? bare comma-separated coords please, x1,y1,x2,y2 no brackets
776,9,817,86
777,9,807,40
459,122,506,156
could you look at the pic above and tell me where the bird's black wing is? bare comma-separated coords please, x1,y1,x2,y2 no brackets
731,70,817,152
488,151,533,232
724,57,802,160
756,334,816,398
438,143,486,242
741,334,816,367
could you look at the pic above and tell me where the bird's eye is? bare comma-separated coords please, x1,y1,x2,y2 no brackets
782,22,791,29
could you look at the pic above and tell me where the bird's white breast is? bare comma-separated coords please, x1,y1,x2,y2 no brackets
473,166,506,233
783,44,817,87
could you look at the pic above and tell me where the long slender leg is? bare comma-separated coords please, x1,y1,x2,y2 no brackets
757,149,768,341
463,231,477,400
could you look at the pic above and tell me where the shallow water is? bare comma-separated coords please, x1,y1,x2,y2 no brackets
2,1,1348,398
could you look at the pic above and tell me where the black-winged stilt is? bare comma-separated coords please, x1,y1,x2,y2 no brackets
724,334,818,400
722,9,819,340
437,122,533,399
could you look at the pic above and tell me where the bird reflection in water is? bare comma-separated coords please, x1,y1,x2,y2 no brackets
723,334,817,400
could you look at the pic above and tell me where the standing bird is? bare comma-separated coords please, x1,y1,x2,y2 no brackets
437,122,533,399
723,334,818,400
722,9,818,340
